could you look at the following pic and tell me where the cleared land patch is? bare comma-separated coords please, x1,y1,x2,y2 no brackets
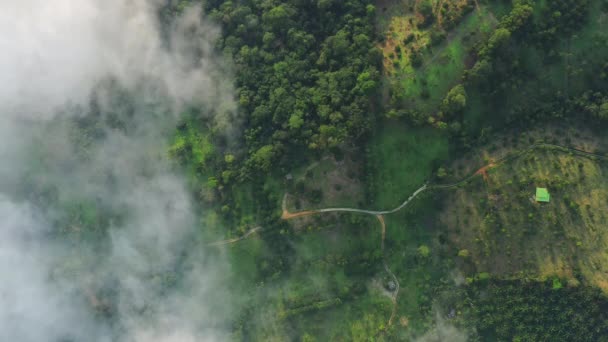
441,140,608,292
285,152,365,213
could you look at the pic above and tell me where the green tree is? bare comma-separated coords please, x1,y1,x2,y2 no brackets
437,167,447,179
418,245,430,258
479,28,511,58
355,69,378,95
442,84,467,115
251,145,276,171
263,4,296,32
288,112,305,130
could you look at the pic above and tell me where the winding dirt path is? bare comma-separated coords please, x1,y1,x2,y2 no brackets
208,142,608,330
211,143,608,244
278,142,608,330
213,144,608,245
377,214,399,328
207,226,263,246
282,184,429,220
281,194,315,219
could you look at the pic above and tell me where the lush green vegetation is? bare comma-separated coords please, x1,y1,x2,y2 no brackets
205,0,381,169
166,0,383,235
382,192,454,339
458,280,608,341
159,0,608,340
226,214,393,340
381,1,496,119
14,0,608,340
461,0,608,133
442,129,608,291
285,153,366,211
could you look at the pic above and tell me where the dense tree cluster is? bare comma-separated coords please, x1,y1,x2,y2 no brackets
534,0,590,47
203,0,381,176
467,0,592,90
437,0,475,30
454,0,606,135
464,0,534,86
462,280,608,341
159,1,382,234
577,91,608,120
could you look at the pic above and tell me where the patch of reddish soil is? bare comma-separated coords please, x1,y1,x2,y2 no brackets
474,162,495,182
281,210,316,220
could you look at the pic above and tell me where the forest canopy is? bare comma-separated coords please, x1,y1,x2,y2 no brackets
203,0,381,175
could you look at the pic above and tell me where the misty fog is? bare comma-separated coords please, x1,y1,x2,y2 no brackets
0,1,235,341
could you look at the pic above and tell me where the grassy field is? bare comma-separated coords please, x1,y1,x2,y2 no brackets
368,121,449,209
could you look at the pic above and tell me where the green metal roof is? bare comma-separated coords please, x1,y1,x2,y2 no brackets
536,188,550,202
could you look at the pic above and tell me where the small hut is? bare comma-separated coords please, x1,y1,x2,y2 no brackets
535,187,550,203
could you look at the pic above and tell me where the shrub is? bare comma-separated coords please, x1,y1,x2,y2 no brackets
458,249,470,258
418,245,431,257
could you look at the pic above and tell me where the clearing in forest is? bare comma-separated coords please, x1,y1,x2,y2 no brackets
284,152,365,213
377,0,497,113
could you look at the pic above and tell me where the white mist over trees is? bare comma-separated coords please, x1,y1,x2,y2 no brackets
0,1,235,341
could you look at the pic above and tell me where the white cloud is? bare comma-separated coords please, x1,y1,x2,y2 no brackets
0,1,234,341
